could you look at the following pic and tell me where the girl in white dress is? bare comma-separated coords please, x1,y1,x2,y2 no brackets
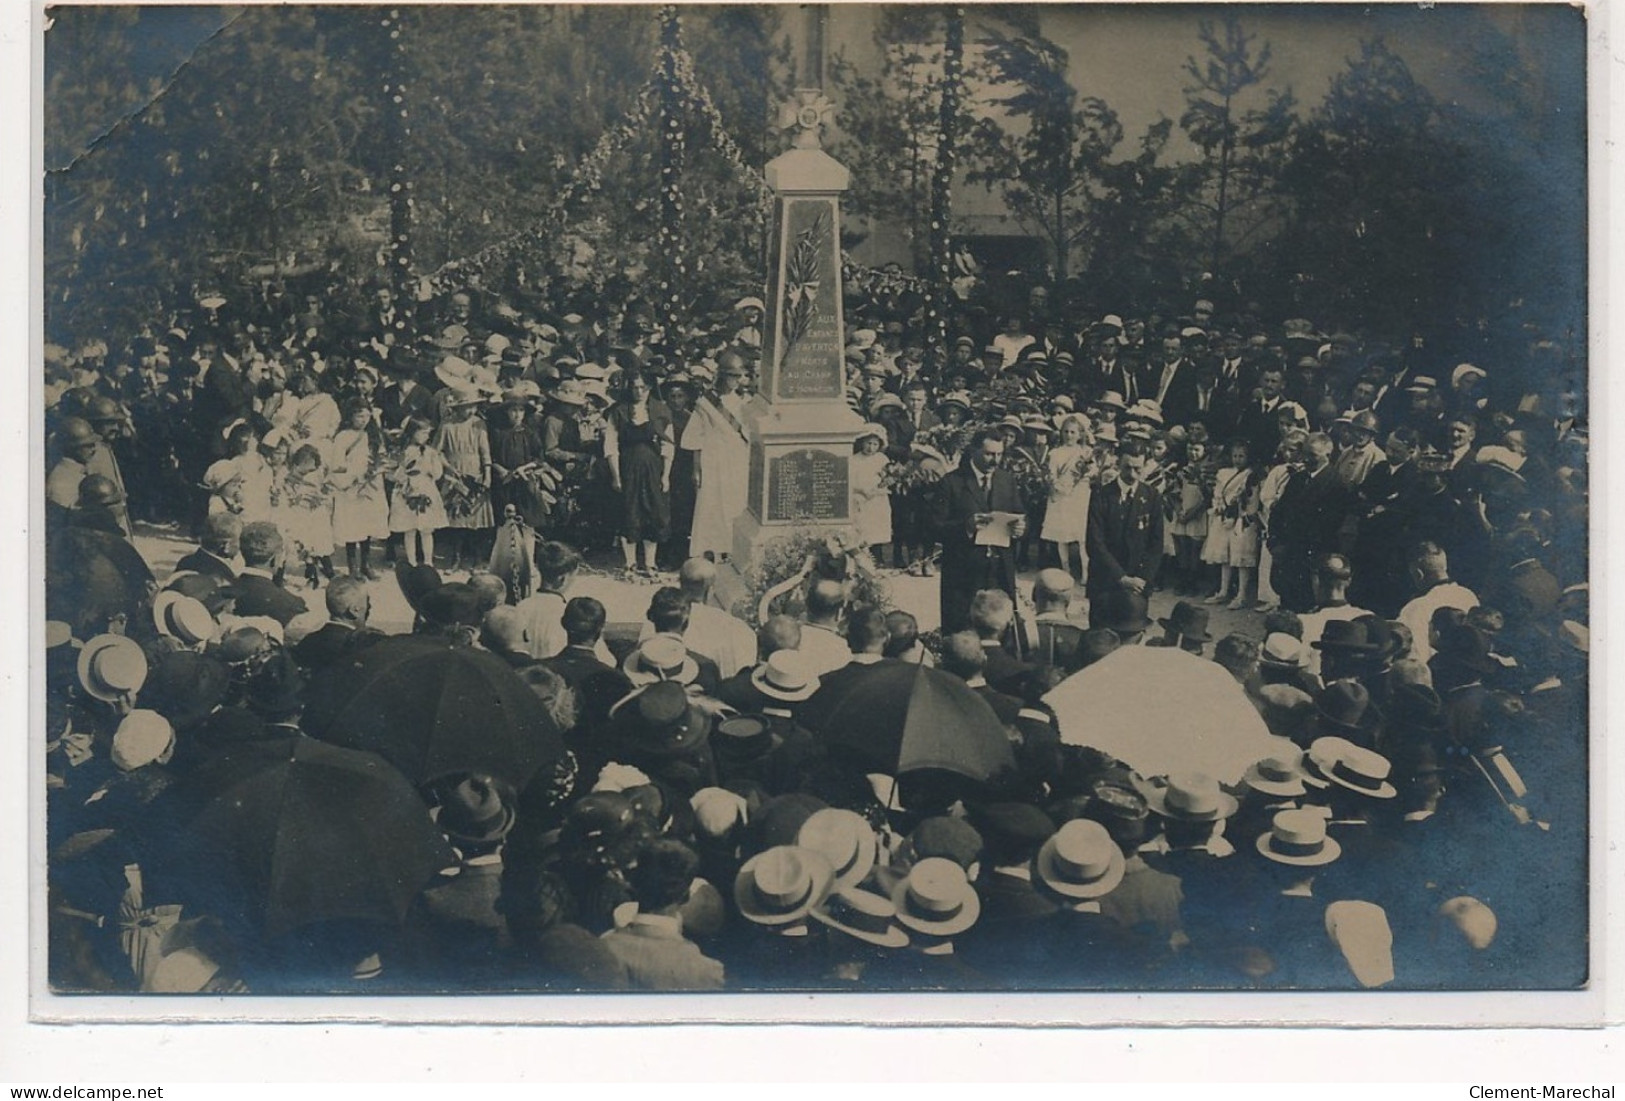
330,398,391,579
850,423,894,562
202,421,275,525
387,417,450,567
280,443,336,589
1203,439,1263,610
1041,414,1094,580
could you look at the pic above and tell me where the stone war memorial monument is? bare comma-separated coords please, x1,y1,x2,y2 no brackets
732,90,865,567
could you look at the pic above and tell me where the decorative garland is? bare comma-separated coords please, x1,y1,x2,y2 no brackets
924,7,965,361
656,6,686,341
426,6,774,301
380,9,416,334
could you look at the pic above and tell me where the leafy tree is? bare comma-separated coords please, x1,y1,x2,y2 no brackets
1280,37,1458,332
828,6,976,270
964,12,1124,281
1176,14,1298,276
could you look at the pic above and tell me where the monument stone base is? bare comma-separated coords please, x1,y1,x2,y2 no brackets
731,398,865,572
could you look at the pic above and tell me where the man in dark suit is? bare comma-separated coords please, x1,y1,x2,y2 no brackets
714,615,802,715
968,589,1033,694
939,631,1022,726
1190,357,1245,442
1143,333,1199,428
930,427,1028,635
1268,433,1354,613
1235,362,1289,463
174,512,242,583
292,577,382,672
226,522,309,627
191,345,257,457
1085,439,1165,604
542,596,633,731
1026,569,1086,671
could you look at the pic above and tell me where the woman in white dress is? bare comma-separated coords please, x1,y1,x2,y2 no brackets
280,370,342,460
1041,414,1094,581
850,423,894,562
330,398,391,579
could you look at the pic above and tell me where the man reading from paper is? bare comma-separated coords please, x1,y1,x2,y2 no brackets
682,352,751,561
932,426,1027,634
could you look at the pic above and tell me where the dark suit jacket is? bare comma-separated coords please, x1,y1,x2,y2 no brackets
930,463,1025,633
542,645,633,730
972,683,1024,727
1236,397,1287,464
1270,464,1351,557
227,571,309,626
1086,478,1165,596
1032,616,1086,672
380,380,437,432
174,547,238,584
1145,358,1199,427
980,644,1034,696
292,621,383,672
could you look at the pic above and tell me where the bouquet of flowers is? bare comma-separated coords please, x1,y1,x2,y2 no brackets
439,468,490,523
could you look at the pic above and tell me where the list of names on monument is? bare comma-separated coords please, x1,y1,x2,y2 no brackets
767,448,848,522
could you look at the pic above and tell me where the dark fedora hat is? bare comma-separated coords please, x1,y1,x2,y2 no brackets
395,561,444,614
141,650,231,730
611,681,710,757
1157,599,1212,643
434,773,517,846
1432,623,1496,674
1385,681,1446,733
1091,589,1153,636
243,650,307,718
418,582,486,628
1311,619,1381,653
1315,679,1381,734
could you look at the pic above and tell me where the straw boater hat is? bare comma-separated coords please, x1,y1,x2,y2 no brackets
1242,751,1310,799
78,634,149,704
733,845,835,926
750,649,820,703
1143,772,1239,822
796,808,878,891
1033,818,1126,901
110,710,176,772
622,636,700,687
810,887,910,948
890,856,981,937
151,591,217,648
550,378,589,407
1092,391,1128,412
1305,737,1398,799
1255,807,1342,867
1259,632,1308,671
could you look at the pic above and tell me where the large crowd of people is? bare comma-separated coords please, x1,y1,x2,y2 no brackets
43,272,1589,994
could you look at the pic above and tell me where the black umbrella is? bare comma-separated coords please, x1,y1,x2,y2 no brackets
807,661,1015,783
46,526,156,639
303,634,564,790
173,735,453,938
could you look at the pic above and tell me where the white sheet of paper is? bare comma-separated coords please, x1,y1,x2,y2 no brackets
973,511,1023,547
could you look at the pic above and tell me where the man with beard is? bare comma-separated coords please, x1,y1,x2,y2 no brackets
931,427,1028,634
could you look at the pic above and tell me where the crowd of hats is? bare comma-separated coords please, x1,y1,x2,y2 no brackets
41,270,1589,993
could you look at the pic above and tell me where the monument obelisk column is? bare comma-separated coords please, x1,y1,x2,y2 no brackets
732,91,865,567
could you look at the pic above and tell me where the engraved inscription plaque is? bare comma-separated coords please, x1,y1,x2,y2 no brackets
774,198,844,401
766,447,849,522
